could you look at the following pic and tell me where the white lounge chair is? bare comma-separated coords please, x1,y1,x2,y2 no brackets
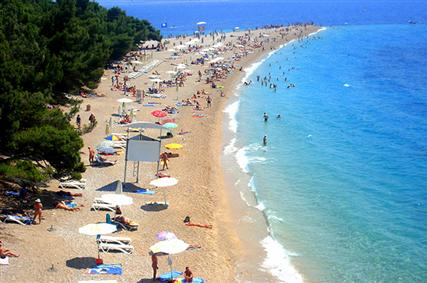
91,198,115,212
98,243,134,254
97,235,131,245
59,179,87,190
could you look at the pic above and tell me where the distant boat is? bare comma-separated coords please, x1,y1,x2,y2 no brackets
408,20,417,24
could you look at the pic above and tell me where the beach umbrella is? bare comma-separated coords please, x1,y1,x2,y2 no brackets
176,64,186,69
101,194,133,206
151,110,168,118
79,223,117,236
150,177,178,205
117,98,134,103
96,145,116,154
150,78,162,83
150,238,189,255
163,123,178,129
156,231,177,241
105,134,122,141
150,177,178,187
150,238,190,281
165,143,183,150
166,70,177,74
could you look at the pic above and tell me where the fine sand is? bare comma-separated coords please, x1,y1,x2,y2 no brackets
0,24,319,283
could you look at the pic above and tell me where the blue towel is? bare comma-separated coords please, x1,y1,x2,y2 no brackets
159,271,183,281
88,264,122,275
178,278,205,283
5,191,19,197
134,188,155,195
143,104,156,107
65,201,77,208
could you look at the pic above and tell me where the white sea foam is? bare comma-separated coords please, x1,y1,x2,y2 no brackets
343,83,351,87
255,202,265,211
224,137,237,155
223,100,240,133
260,236,303,283
235,146,250,173
268,214,285,223
248,176,256,192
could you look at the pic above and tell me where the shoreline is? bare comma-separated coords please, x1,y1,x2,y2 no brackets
220,27,326,283
0,24,320,282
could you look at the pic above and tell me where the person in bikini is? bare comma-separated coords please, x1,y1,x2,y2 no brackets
0,241,19,257
183,216,212,229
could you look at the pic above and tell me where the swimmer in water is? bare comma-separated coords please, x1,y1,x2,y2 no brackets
263,135,267,146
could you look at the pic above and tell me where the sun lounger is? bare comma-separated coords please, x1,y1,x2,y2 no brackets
0,215,32,225
59,179,87,190
98,243,134,254
97,235,131,245
91,199,116,212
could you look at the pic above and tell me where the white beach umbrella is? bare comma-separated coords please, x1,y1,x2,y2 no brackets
166,70,177,74
79,223,117,236
150,238,189,255
150,238,190,281
176,64,186,70
117,98,134,103
150,177,178,206
150,177,178,187
101,194,133,206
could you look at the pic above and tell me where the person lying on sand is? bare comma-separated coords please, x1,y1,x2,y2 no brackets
183,216,212,229
55,201,80,211
55,190,82,197
0,241,19,257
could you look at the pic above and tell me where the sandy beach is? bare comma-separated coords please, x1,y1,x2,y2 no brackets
0,24,319,283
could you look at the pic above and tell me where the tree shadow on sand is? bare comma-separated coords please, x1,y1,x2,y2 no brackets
66,257,97,269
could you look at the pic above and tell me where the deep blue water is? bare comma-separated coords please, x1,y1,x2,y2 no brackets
234,24,427,282
98,0,427,36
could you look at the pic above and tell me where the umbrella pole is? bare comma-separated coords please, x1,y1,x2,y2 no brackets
168,255,173,281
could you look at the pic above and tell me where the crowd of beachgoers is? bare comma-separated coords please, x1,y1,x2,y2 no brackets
0,23,319,282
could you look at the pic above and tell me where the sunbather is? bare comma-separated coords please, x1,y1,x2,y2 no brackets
55,201,80,211
113,215,138,227
183,216,212,229
94,154,117,166
184,266,193,282
56,190,82,197
0,241,19,257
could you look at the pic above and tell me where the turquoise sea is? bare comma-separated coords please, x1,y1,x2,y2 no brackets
227,25,427,282
98,1,427,282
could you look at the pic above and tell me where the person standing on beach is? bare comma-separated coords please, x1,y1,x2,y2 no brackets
76,114,81,130
160,152,169,170
88,147,95,164
33,199,43,224
206,96,212,108
263,112,269,122
151,254,158,281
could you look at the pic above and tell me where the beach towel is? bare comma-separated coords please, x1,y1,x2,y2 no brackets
176,278,205,283
5,191,19,197
65,201,77,208
0,256,9,265
159,271,183,282
133,189,155,195
143,104,156,107
88,264,122,275
5,215,33,225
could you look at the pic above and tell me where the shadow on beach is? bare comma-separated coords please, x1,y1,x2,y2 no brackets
66,257,96,269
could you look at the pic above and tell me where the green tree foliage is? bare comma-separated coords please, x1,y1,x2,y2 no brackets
0,0,161,177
